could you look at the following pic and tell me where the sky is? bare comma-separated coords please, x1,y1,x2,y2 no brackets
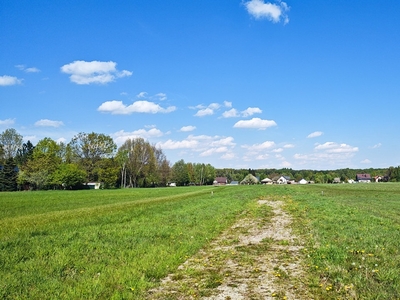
1,0,399,170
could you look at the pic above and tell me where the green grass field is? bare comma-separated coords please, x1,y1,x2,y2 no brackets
1,183,399,299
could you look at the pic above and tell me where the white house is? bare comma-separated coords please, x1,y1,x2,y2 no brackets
299,178,308,185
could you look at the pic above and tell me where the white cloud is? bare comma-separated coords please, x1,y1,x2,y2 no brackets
241,107,262,117
25,67,40,73
221,152,235,160
293,141,359,167
244,0,289,24
371,143,382,149
222,108,239,118
0,75,23,86
315,142,358,153
98,100,176,114
200,147,229,157
283,144,295,148
34,119,64,127
195,107,214,117
233,117,277,129
60,60,132,85
137,92,147,98
113,128,164,145
16,64,41,73
211,137,236,147
156,93,167,101
307,131,323,138
224,101,232,108
180,126,196,132
0,118,16,126
361,159,371,164
156,139,199,150
256,154,270,160
272,148,283,153
281,161,292,167
194,103,221,117
242,141,275,151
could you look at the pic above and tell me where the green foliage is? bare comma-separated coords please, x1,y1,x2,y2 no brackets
171,159,189,186
52,163,87,189
69,132,116,182
0,128,23,161
0,157,18,191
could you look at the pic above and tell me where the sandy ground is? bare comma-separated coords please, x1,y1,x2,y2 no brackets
148,200,311,299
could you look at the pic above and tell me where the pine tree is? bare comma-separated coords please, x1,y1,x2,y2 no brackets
0,157,18,191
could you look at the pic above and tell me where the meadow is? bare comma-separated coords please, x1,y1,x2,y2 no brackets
0,183,399,299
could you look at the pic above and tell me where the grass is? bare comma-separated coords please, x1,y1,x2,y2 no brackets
1,183,400,299
0,186,268,299
285,183,400,299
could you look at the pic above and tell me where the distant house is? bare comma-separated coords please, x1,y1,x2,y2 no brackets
240,174,259,185
276,176,290,184
333,177,341,184
261,177,273,184
299,178,308,185
213,177,228,185
356,174,371,183
85,182,101,189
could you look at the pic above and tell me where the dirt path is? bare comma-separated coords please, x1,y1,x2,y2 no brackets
148,200,311,299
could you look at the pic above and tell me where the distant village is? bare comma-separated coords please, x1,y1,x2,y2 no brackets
212,173,385,186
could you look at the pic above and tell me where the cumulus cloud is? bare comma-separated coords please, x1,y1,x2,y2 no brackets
361,159,371,164
315,142,358,153
224,101,232,108
284,144,295,148
156,134,235,158
0,75,23,86
137,92,147,98
242,140,275,151
222,108,239,118
307,131,323,138
0,118,16,126
233,117,277,129
193,103,221,117
156,93,167,101
241,107,262,117
180,126,196,132
15,65,40,73
293,141,359,167
98,100,176,114
60,60,132,85
156,139,199,150
34,119,64,127
200,147,229,157
244,0,289,24
113,128,164,145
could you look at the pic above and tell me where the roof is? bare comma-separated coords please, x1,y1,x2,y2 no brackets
356,174,371,179
214,177,227,183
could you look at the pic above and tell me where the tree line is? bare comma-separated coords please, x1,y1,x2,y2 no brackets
0,128,399,191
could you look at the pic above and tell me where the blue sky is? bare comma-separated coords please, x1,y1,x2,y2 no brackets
1,0,399,170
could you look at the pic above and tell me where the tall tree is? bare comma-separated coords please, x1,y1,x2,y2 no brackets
118,138,156,187
0,128,23,160
23,138,62,189
69,132,116,182
171,159,189,186
15,140,34,167
0,157,18,191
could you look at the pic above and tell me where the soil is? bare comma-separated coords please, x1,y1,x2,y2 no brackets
148,200,312,299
